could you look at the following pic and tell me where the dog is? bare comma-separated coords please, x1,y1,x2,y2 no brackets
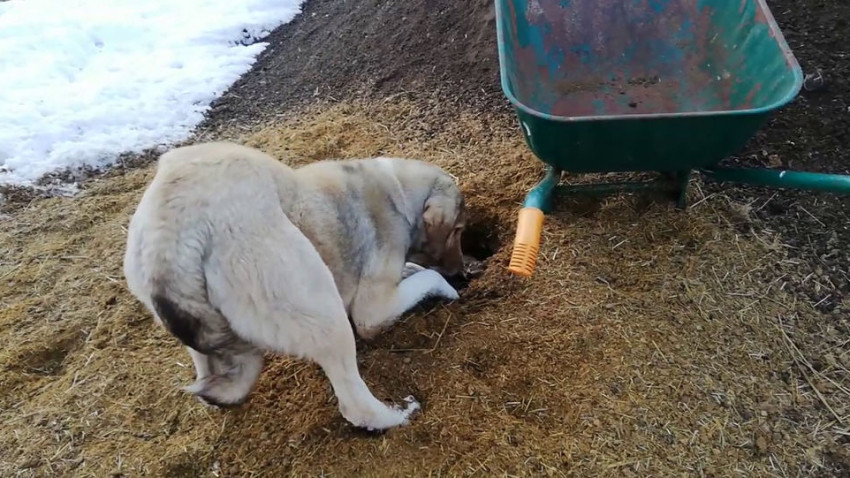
122,141,467,431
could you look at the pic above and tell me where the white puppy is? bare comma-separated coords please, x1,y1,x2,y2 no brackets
123,142,467,431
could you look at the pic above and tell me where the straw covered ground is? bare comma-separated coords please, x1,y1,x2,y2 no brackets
2,99,849,476
2,0,850,476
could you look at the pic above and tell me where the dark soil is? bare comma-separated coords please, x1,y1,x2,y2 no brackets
201,0,506,131
716,0,850,312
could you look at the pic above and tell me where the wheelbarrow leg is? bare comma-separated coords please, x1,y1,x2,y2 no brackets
674,170,690,209
661,170,691,209
508,166,561,277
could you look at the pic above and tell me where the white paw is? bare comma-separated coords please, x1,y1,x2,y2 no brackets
183,381,207,397
433,275,459,300
439,284,459,301
356,396,421,431
194,395,221,409
185,383,220,409
418,269,459,301
402,262,426,279
398,395,421,419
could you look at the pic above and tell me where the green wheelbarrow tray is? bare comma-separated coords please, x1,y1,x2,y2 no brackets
494,0,850,277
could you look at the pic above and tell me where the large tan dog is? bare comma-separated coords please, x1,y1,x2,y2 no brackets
123,142,466,431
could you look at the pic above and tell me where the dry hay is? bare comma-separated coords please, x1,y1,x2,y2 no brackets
1,99,849,477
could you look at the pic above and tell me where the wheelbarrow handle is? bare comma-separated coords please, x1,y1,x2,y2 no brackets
508,166,561,277
703,167,850,195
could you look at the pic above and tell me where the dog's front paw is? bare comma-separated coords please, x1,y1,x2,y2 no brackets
415,269,459,301
402,262,426,279
426,270,459,300
437,282,459,301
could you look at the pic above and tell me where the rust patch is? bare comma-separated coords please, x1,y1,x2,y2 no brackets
502,0,760,116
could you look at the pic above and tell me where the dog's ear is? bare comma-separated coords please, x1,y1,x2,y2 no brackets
423,195,451,232
421,193,465,277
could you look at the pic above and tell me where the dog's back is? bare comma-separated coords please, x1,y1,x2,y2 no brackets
283,158,417,303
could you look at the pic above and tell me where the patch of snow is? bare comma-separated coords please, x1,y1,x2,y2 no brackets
0,0,304,186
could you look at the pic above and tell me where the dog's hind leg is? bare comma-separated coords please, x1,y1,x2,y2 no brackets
212,272,419,429
204,207,419,430
227,306,419,429
350,268,458,339
183,347,265,408
306,316,421,430
209,273,419,428
187,347,211,381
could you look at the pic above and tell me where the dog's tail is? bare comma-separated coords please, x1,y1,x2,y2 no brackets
150,285,237,355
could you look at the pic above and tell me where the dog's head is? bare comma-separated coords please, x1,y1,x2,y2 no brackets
409,176,467,277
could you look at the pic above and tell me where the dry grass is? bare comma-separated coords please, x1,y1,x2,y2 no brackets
1,99,848,477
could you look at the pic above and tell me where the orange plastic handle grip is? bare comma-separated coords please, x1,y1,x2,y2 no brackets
508,207,544,277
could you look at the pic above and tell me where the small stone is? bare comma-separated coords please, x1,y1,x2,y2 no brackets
768,154,782,168
756,435,768,453
462,255,486,278
827,232,839,247
803,69,825,91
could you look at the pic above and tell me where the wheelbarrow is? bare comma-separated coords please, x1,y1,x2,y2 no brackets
494,0,850,277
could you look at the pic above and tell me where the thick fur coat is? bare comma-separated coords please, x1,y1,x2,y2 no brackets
123,142,466,430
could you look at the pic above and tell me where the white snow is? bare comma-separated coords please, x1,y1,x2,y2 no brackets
0,0,304,186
